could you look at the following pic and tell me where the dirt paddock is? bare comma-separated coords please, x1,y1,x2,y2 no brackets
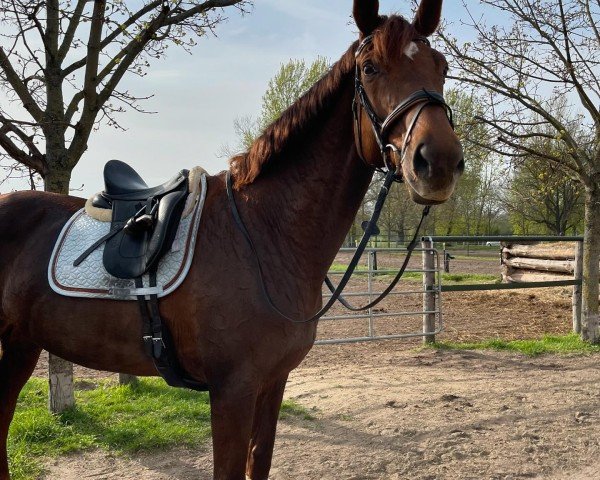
33,283,600,480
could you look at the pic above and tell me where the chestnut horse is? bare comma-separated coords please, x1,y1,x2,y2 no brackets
0,1,463,479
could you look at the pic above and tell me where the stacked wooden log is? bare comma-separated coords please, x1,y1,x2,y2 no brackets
502,242,578,283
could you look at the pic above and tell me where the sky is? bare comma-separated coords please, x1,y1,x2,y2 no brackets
3,0,501,197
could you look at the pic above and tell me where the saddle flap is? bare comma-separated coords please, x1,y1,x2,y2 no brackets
102,180,189,279
103,200,150,278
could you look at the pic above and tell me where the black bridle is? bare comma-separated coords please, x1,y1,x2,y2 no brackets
226,34,455,324
353,34,454,178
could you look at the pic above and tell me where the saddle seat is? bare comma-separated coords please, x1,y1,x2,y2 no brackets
83,160,190,279
101,159,188,201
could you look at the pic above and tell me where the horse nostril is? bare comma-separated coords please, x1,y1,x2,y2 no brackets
457,158,465,174
413,144,430,178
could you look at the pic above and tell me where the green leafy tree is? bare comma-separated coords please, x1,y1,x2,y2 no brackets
505,158,584,236
228,56,329,153
434,90,504,236
503,101,587,235
355,89,506,242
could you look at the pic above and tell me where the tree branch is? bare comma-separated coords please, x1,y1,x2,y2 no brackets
556,0,600,128
57,0,87,62
66,0,106,166
0,119,46,173
0,47,44,122
164,0,244,26
10,1,47,73
498,135,583,177
61,1,164,78
45,0,60,62
64,91,84,127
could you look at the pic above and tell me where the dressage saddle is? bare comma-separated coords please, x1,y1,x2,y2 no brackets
75,160,206,392
78,160,190,279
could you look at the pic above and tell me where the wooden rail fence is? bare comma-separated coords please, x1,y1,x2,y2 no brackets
501,241,585,333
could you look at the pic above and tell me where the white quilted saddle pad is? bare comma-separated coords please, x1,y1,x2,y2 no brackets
48,174,207,301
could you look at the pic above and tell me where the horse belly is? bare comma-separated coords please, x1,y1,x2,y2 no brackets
19,293,158,375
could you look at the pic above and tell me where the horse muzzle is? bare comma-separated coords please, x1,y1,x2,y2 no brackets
393,136,465,205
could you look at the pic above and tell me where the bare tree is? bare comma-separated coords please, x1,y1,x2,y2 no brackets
0,0,249,411
439,0,600,342
0,0,249,193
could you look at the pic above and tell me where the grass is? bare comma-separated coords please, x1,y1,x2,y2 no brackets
279,400,316,421
329,263,501,285
430,333,600,357
9,378,311,480
329,262,367,272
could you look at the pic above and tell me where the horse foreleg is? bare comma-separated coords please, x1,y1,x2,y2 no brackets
0,333,42,480
210,379,258,480
245,375,288,480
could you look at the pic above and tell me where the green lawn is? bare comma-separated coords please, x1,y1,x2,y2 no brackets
328,264,500,284
9,378,308,480
430,333,600,356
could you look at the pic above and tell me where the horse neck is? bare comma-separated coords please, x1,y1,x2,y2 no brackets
243,78,374,285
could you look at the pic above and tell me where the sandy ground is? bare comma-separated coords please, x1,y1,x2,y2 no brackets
41,348,599,480
29,253,600,479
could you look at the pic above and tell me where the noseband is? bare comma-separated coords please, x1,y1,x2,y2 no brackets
353,34,455,179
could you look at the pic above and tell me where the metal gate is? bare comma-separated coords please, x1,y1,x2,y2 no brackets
316,243,442,345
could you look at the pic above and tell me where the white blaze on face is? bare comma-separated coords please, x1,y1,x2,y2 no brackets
404,41,419,60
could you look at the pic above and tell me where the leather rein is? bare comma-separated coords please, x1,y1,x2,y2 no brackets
226,34,455,324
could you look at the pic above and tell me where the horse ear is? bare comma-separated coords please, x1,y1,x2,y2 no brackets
353,0,380,35
413,0,443,37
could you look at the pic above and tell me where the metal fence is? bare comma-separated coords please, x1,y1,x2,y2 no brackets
317,236,584,345
315,246,443,345
427,236,584,336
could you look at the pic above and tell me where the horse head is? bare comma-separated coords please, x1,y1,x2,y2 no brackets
352,0,464,205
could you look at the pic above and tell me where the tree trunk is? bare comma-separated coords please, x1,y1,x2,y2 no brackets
43,167,71,195
44,166,76,412
119,374,138,385
581,186,600,343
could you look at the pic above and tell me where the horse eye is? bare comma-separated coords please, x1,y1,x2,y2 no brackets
362,62,377,76
443,66,449,77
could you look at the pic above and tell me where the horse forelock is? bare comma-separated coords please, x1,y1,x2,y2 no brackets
371,15,418,65
229,15,416,190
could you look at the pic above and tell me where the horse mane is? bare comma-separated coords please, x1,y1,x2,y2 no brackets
229,15,416,189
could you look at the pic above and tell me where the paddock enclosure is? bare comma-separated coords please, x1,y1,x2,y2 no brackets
33,248,599,480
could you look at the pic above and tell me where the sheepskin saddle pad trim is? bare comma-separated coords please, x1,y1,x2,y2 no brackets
48,173,207,301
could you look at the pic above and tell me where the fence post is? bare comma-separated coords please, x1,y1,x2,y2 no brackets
367,251,374,338
370,250,378,272
572,241,583,334
48,354,75,413
422,238,436,344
